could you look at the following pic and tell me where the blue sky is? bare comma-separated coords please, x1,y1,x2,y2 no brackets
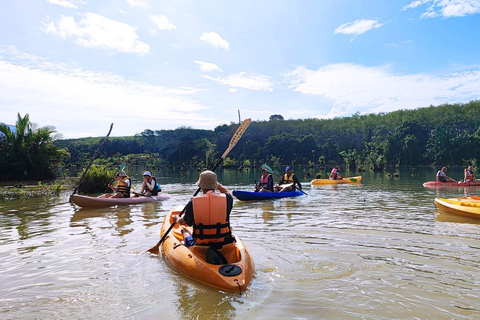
1,0,480,139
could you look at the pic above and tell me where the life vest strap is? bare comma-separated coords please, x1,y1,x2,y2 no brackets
194,222,231,239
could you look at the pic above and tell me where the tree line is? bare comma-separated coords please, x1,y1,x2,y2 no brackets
2,101,480,180
56,100,480,172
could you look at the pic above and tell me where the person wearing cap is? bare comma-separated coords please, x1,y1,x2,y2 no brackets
102,170,131,198
133,171,161,197
255,168,274,192
329,166,344,180
278,166,302,192
174,170,234,247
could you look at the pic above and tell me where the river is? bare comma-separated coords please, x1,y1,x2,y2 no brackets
1,167,479,319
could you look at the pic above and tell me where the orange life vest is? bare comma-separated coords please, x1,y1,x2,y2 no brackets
465,171,475,181
192,191,232,245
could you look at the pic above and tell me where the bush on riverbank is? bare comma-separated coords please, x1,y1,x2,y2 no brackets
77,165,116,194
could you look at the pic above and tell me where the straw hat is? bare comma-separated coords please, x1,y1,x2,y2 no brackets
196,170,218,189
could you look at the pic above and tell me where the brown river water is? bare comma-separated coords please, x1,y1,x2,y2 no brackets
1,167,480,319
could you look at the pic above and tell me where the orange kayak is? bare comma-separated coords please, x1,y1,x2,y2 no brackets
161,205,254,293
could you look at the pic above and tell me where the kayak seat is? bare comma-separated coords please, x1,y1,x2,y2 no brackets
206,246,228,265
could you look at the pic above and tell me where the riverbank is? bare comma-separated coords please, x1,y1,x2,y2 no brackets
0,179,74,199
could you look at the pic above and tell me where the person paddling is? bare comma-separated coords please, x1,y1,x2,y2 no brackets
174,170,234,248
436,167,456,183
329,166,345,180
255,168,274,192
464,166,476,182
101,170,131,198
133,171,161,197
278,166,302,192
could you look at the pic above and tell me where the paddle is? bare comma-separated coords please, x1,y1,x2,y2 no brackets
348,177,357,182
70,123,114,201
261,163,308,195
147,118,252,255
103,162,127,194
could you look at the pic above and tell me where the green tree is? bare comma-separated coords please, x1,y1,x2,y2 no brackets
0,113,68,180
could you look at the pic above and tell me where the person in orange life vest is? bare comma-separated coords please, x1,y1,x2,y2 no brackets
464,166,476,182
255,168,274,192
279,166,302,192
102,170,131,198
436,167,456,183
174,170,234,247
329,166,344,180
133,170,161,197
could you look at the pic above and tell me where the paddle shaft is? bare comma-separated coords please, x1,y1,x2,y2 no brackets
147,119,251,254
71,123,113,199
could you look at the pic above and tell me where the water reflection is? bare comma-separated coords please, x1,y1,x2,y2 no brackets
434,209,480,225
174,281,237,320
71,206,134,236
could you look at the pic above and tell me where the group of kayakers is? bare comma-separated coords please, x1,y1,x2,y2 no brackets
436,166,476,183
101,170,161,198
254,166,302,193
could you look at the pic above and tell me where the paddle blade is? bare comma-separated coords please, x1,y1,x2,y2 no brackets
147,244,160,255
349,178,357,182
261,163,275,175
120,162,126,171
221,118,251,159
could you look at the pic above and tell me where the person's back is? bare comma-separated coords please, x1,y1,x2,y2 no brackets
175,170,234,247
191,191,233,246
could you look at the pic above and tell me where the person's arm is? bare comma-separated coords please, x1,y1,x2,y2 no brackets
217,183,230,193
145,179,155,191
175,200,194,226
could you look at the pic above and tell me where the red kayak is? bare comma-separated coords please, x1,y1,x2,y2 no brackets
423,181,480,188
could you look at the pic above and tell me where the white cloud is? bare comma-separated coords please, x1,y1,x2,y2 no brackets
402,0,431,10
43,13,149,56
203,71,273,91
285,63,480,118
199,32,230,50
45,0,85,9
228,88,238,93
194,60,223,72
0,47,220,138
150,14,177,31
403,0,480,18
334,19,383,35
125,0,149,8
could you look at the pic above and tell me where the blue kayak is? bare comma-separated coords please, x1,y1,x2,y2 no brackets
233,190,304,201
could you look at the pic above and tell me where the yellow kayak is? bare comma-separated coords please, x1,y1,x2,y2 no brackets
161,205,254,293
311,176,362,185
434,198,480,219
